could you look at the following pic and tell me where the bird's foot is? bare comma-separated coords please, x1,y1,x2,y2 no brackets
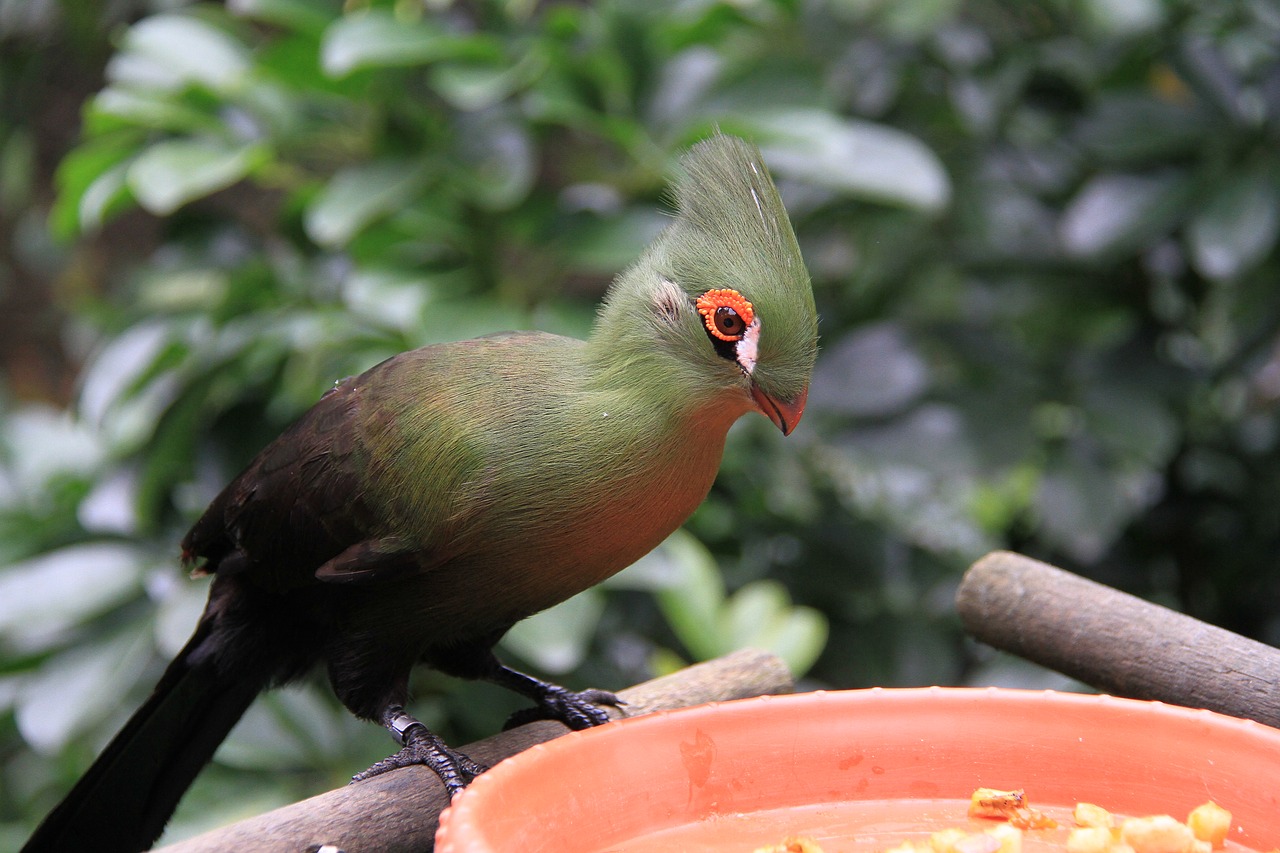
354,707,486,797
504,685,625,730
478,659,625,730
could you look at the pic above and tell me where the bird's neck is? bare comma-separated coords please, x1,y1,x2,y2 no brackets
582,272,750,437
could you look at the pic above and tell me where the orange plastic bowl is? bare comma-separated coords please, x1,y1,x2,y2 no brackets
435,688,1280,853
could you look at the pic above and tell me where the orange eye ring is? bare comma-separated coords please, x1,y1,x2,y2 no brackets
696,289,755,341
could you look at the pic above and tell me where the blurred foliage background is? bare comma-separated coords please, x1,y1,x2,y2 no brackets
2,0,1278,844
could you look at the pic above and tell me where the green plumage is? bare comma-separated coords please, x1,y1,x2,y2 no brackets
23,134,818,853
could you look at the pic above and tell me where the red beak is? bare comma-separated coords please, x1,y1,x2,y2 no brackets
750,385,808,436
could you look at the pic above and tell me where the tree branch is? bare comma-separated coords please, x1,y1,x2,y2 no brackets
158,648,793,853
957,550,1280,726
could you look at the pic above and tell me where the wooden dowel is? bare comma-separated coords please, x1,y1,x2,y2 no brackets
957,550,1280,727
158,648,793,853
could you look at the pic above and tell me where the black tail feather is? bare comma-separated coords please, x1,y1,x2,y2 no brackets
21,625,264,853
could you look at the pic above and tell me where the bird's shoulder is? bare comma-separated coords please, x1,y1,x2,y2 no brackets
179,332,585,588
179,375,375,586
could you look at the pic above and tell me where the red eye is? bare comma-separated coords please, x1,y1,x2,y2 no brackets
713,306,745,338
696,289,754,341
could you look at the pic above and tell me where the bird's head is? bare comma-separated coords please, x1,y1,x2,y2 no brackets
595,134,818,435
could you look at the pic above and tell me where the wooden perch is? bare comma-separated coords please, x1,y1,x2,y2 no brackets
957,550,1280,727
158,648,793,853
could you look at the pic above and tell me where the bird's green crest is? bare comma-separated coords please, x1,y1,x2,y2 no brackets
589,134,817,429
663,134,818,402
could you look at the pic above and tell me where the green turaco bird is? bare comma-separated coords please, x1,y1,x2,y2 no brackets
23,133,818,853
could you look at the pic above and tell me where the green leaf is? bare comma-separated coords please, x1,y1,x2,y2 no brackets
1080,0,1164,37
154,574,211,657
559,208,668,276
50,134,142,238
765,608,828,678
320,11,499,77
87,87,223,136
228,0,337,34
1059,172,1189,259
430,55,543,111
652,532,727,661
342,267,434,332
16,628,155,753
723,581,786,650
110,13,251,94
218,686,346,769
79,322,174,428
1186,172,1280,282
1034,450,1161,563
455,112,536,211
859,0,962,40
2,407,104,499
723,580,828,677
739,108,951,213
304,160,431,247
78,161,135,232
127,139,268,215
1075,94,1210,166
0,543,145,653
809,323,929,418
1084,376,1180,467
0,129,35,213
501,591,606,674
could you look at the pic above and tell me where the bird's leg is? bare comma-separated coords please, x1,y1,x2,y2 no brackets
484,661,626,731
351,705,487,796
426,644,625,731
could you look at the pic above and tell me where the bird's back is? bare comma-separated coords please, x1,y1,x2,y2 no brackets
183,329,734,641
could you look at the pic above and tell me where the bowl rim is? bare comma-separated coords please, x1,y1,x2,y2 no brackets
436,686,1280,852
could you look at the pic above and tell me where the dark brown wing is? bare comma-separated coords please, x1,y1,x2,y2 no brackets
180,377,394,593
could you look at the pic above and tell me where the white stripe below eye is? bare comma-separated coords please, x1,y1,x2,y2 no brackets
736,317,760,376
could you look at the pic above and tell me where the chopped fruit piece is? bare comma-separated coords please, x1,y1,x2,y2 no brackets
1187,803,1232,849
987,822,1024,853
1069,826,1116,853
1122,815,1198,853
1075,804,1116,829
970,789,1028,820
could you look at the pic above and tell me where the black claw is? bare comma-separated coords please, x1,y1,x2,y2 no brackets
353,726,487,797
503,685,625,731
